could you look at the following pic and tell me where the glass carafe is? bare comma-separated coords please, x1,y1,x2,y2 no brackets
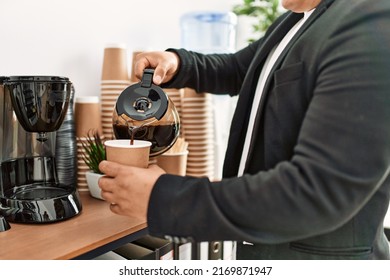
112,69,180,157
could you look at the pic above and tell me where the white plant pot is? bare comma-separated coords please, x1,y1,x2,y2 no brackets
85,171,105,200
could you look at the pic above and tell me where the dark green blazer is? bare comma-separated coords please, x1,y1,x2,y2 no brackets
148,0,390,259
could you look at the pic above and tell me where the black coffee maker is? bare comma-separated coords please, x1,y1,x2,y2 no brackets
0,76,82,223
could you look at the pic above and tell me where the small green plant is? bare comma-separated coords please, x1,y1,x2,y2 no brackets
233,0,282,42
80,130,106,174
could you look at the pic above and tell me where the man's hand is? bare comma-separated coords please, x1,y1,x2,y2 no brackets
98,160,166,221
134,51,180,85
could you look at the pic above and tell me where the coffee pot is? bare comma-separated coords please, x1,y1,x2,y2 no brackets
112,69,180,157
0,76,82,223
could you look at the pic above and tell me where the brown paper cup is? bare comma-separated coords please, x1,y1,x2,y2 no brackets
101,44,129,81
156,150,188,176
130,50,144,83
75,96,103,137
104,140,151,168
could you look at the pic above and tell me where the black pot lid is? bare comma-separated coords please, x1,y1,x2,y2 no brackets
0,76,9,83
6,76,70,82
116,69,168,121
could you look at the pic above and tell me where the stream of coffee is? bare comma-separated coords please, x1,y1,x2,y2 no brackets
129,126,137,145
112,123,178,155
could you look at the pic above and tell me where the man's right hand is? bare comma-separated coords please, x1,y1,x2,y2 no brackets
133,51,180,85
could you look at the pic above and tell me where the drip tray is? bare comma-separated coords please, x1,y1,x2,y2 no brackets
1,184,82,223
10,185,70,200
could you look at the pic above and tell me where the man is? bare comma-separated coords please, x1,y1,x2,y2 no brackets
99,0,390,259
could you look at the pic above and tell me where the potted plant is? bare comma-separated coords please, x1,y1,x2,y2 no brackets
80,130,106,200
233,0,283,43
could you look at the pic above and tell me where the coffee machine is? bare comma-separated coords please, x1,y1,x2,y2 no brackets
0,76,82,223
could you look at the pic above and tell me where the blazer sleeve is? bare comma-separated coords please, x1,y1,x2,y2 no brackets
161,12,290,95
147,4,390,244
161,45,257,96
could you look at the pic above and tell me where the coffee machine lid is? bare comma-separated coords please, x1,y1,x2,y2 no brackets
6,76,70,82
115,69,168,121
0,76,9,83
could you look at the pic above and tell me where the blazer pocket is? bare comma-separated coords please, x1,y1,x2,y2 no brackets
290,242,373,258
274,61,304,86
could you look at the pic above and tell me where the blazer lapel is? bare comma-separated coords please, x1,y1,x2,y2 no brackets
232,12,304,137
244,1,333,171
250,12,304,72
256,6,328,116
223,12,304,177
233,12,304,119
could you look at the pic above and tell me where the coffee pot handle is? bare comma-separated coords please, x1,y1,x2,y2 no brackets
140,69,154,88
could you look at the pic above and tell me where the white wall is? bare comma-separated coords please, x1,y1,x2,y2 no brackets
0,0,241,96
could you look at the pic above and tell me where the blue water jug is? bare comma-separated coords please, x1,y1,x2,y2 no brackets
180,11,237,54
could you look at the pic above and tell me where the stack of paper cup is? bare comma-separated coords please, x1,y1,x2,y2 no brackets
100,44,131,140
181,88,215,179
157,137,188,176
100,80,131,140
75,96,103,137
74,96,103,192
130,50,144,83
76,139,89,192
101,43,129,81
165,88,184,137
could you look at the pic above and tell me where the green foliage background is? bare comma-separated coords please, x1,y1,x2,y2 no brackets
233,0,282,42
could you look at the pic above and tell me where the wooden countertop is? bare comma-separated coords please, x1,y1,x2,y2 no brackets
0,192,147,260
